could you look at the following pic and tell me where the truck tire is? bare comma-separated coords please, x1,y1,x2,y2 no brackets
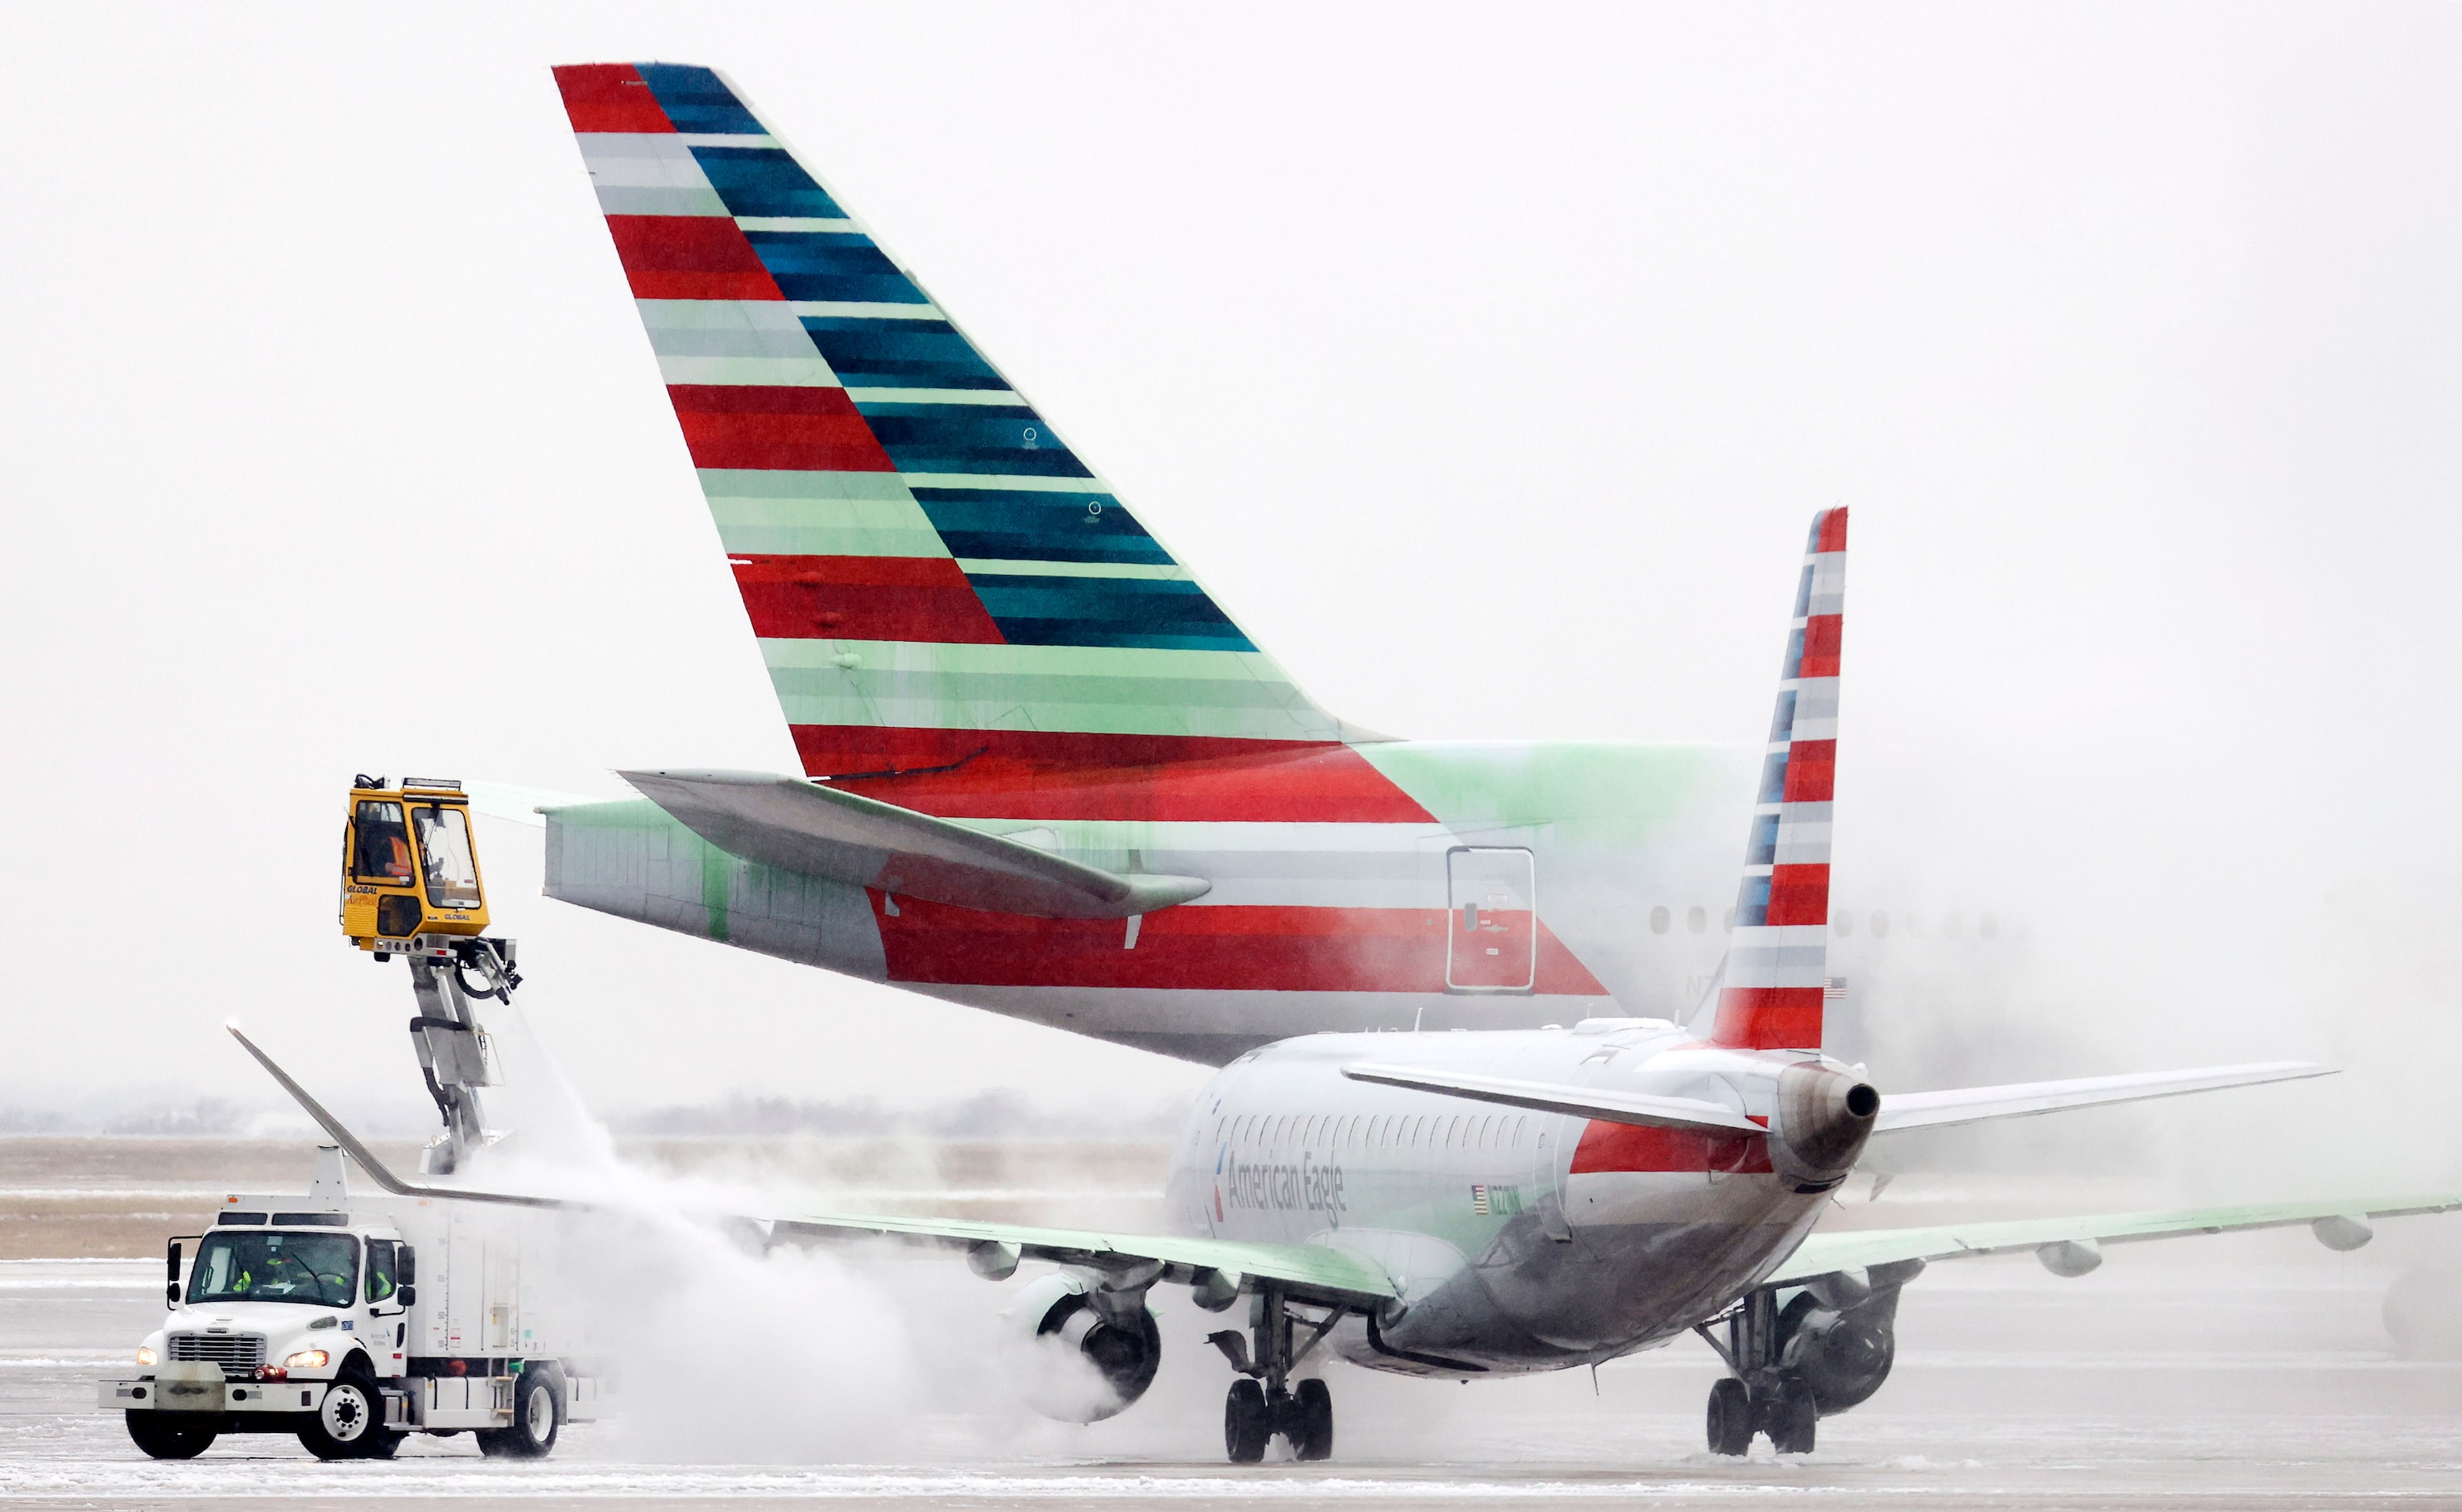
298,1359,384,1460
126,1411,216,1460
477,1367,561,1460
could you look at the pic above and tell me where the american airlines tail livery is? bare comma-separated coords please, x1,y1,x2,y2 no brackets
534,60,1765,1062
317,61,2455,1464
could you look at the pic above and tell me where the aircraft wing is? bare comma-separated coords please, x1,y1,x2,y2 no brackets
620,767,1211,920
764,1213,1397,1304
1871,1061,2332,1133
1767,1192,2462,1285
230,1025,1391,1306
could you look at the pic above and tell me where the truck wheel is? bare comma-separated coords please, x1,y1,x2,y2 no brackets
478,1368,561,1460
126,1411,216,1460
299,1361,383,1460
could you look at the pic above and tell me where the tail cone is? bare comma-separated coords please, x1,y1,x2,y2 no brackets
1771,1064,1878,1192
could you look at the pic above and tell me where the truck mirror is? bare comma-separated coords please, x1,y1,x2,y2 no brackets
165,1241,181,1307
396,1245,416,1286
398,1283,416,1308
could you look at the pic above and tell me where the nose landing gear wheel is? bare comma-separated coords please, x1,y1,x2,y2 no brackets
1224,1378,1269,1464
1705,1377,1752,1456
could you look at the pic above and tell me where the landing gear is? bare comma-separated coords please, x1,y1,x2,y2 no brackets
1207,1283,1342,1464
1698,1289,1819,1456
1760,1374,1817,1455
1219,1377,1334,1464
1224,1378,1269,1464
1701,1371,1817,1456
1705,1378,1752,1456
1290,1377,1334,1461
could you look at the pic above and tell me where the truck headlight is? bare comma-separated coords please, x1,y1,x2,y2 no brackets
135,1346,156,1367
282,1349,329,1370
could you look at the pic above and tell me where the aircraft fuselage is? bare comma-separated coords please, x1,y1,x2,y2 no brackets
544,739,1757,1063
1161,1022,1853,1375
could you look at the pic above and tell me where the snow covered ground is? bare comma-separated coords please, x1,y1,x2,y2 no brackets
10,1231,2462,1509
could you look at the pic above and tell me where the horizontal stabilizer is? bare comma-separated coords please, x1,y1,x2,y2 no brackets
1340,1064,1765,1134
620,769,1210,919
463,779,609,828
1872,1061,2332,1134
225,1026,564,1209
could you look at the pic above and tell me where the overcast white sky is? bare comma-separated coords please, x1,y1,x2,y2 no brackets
3,6,2460,1171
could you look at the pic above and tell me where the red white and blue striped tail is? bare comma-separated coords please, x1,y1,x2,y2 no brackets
1708,509,1847,1051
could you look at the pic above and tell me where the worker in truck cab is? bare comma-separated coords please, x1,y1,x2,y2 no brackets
364,1241,395,1304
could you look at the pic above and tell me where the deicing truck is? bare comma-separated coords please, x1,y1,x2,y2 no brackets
98,1146,607,1460
101,776,606,1460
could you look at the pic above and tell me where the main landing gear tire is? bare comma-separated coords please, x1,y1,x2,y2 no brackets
475,1367,563,1460
1705,1378,1752,1456
1224,1376,1335,1464
1704,1374,1816,1456
300,1361,385,1460
126,1412,216,1460
1224,1378,1270,1464
1289,1378,1334,1462
1761,1376,1818,1456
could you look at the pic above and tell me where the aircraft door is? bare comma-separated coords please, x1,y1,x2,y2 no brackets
1447,847,1535,992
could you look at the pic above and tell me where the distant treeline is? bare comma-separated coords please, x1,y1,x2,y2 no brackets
0,1097,264,1137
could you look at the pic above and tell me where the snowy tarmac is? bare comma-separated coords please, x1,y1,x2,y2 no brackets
10,1236,2462,1510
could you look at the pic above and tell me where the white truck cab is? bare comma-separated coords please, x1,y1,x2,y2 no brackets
100,1146,603,1460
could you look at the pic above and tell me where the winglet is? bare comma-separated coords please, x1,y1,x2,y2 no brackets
225,1025,564,1209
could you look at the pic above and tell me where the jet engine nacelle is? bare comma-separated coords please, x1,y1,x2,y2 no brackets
999,1270,1162,1423
1777,1260,1922,1415
1777,1287,1898,1415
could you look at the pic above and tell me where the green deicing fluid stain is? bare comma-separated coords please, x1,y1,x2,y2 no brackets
698,834,733,944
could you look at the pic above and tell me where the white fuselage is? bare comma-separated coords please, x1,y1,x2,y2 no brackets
1161,1020,1855,1374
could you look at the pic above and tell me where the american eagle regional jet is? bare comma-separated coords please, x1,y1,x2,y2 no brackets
326,62,2457,1463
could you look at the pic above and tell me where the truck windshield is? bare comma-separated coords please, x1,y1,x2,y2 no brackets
186,1232,358,1308
412,806,482,909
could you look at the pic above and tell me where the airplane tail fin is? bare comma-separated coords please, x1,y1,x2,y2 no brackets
1702,509,1847,1051
551,64,1374,804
